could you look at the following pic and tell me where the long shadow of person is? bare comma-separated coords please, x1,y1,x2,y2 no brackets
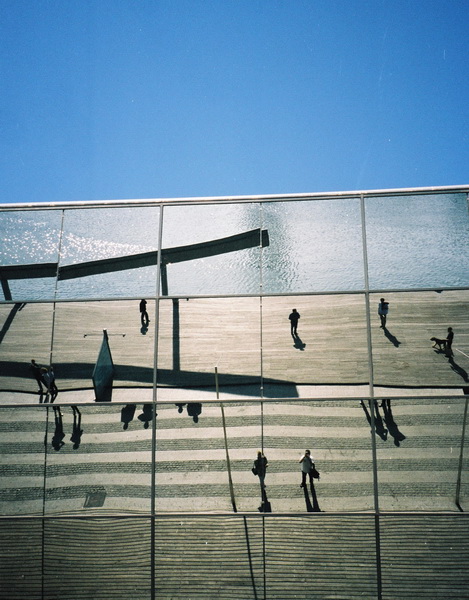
360,400,388,441
310,480,321,512
384,327,401,347
121,404,136,430
303,481,321,512
292,334,306,351
70,406,83,449
187,403,202,423
258,485,272,513
448,357,469,382
51,407,65,451
138,404,155,429
303,486,314,512
175,403,186,414
381,400,406,447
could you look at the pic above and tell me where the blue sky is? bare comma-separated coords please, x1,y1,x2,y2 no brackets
1,0,468,204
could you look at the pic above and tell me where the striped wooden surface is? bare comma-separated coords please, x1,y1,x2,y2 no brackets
1,514,468,599
0,290,468,397
0,398,467,517
0,396,468,599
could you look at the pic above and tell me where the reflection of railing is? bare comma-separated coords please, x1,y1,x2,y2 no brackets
0,228,269,299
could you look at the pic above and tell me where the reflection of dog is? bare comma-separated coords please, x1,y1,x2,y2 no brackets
431,337,446,350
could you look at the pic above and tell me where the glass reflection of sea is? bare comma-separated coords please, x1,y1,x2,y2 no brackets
1,193,468,300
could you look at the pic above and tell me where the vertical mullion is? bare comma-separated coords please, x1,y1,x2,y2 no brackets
360,194,382,600
151,203,164,600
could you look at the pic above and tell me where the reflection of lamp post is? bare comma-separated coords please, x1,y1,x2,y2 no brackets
216,366,237,513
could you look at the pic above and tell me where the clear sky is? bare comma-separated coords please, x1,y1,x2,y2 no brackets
1,0,468,204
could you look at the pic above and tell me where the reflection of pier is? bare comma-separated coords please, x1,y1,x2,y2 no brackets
0,228,269,299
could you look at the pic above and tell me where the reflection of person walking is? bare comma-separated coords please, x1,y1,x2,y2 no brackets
49,366,58,395
289,308,300,336
253,451,268,489
445,327,454,357
41,367,51,394
378,298,389,328
30,359,44,393
299,449,316,487
139,299,149,325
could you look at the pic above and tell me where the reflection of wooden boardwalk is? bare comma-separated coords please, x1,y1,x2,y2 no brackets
1,513,469,600
0,399,468,599
0,290,468,396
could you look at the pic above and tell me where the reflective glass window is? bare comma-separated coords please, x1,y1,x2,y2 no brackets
262,198,364,294
0,209,62,300
57,206,160,299
365,193,469,289
161,203,262,295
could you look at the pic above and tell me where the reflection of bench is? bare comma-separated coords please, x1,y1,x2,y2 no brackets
0,228,269,298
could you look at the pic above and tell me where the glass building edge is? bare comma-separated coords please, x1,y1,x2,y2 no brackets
0,184,468,211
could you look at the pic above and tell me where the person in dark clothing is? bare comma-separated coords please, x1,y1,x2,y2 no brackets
48,366,58,396
378,298,389,328
445,327,454,357
139,299,149,326
289,309,300,336
30,359,44,393
253,451,268,489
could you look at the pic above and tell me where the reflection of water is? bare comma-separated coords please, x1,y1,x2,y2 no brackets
366,194,469,288
262,199,365,292
1,194,468,300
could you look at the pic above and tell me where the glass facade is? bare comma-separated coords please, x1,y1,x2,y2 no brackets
1,186,468,599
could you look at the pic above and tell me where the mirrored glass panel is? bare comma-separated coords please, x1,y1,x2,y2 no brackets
56,206,160,299
155,516,264,598
0,518,43,598
155,401,262,512
0,209,62,301
51,300,155,402
0,407,47,516
0,302,54,399
161,203,262,296
265,516,378,599
263,400,374,512
44,518,152,599
374,397,464,511
262,295,369,399
365,193,469,289
262,198,364,294
380,514,469,599
156,297,261,400
371,291,469,391
44,404,153,515
461,398,469,510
